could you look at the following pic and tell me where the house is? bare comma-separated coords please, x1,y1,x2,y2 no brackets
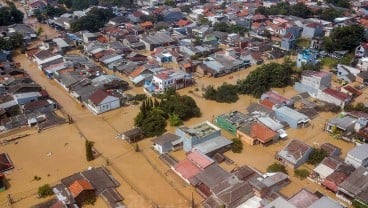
337,167,368,203
264,196,296,208
144,69,192,94
0,153,14,173
357,71,368,84
193,136,233,157
140,33,176,51
28,0,47,16
302,22,324,39
162,8,184,22
176,121,221,152
317,88,352,108
322,164,356,193
276,139,313,168
274,106,310,128
23,99,57,114
151,133,182,154
173,150,214,185
310,156,344,183
336,64,360,83
288,188,319,208
86,90,120,114
249,172,289,198
308,196,343,208
13,91,42,105
281,33,296,51
7,24,37,41
325,115,357,136
296,49,319,68
215,111,251,135
244,52,264,65
237,121,279,146
119,128,143,143
320,143,341,157
355,43,368,58
68,179,95,206
345,144,368,168
295,70,332,96
261,91,293,108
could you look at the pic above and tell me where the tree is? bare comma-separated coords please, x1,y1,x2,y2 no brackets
85,140,94,161
198,15,210,26
231,138,243,153
267,163,288,174
37,27,44,36
203,83,239,103
164,0,175,6
327,25,365,52
70,8,115,32
168,113,182,126
139,108,167,137
294,169,309,180
307,148,328,165
301,63,321,71
352,199,368,208
0,6,24,26
38,184,53,197
326,0,351,8
318,8,343,22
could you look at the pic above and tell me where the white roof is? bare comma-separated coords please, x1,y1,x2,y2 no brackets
313,164,335,179
37,55,63,65
53,38,69,48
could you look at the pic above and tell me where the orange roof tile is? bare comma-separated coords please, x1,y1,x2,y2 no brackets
129,66,145,78
68,179,94,198
97,36,108,43
251,123,277,143
260,99,274,109
177,19,190,27
140,21,153,28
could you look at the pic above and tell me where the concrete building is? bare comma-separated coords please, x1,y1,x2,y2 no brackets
176,121,221,152
274,106,310,128
151,133,182,154
144,69,192,94
345,144,368,168
296,49,319,68
86,90,120,114
277,139,313,168
215,111,251,135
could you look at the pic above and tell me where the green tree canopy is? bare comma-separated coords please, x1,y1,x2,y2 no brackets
203,83,239,103
327,25,365,52
70,8,115,32
267,163,288,174
0,5,24,26
307,148,328,165
231,138,243,153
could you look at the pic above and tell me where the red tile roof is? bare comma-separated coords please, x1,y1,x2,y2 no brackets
129,66,145,78
97,36,108,43
260,99,274,109
177,19,190,27
187,150,214,169
323,88,350,101
88,90,110,105
140,21,153,28
68,179,94,198
174,159,202,181
251,123,277,143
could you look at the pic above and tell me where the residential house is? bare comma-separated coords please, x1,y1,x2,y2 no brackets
325,115,357,137
85,90,120,115
355,43,368,58
274,106,310,128
302,22,324,39
296,49,319,68
276,139,313,168
320,143,341,157
249,172,289,198
140,33,176,51
310,156,344,183
322,164,356,193
317,88,352,108
151,133,182,154
345,144,368,168
215,111,251,135
337,167,368,204
12,91,42,105
336,64,360,83
288,188,319,208
281,33,296,51
119,128,143,143
193,136,233,157
173,150,214,185
260,91,293,109
244,52,264,65
68,179,95,206
28,0,47,16
295,70,332,96
7,24,37,42
162,8,184,22
308,196,344,208
264,196,296,208
23,99,57,114
237,121,279,146
176,121,221,152
144,69,192,94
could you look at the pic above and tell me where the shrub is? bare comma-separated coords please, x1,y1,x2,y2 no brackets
134,94,147,101
307,148,328,165
85,140,94,161
203,83,239,103
33,176,42,181
294,168,309,180
38,184,53,197
231,138,243,153
267,163,288,174
168,113,182,126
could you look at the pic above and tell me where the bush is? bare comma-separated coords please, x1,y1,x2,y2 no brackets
38,184,53,198
352,199,368,208
85,140,94,161
294,169,309,180
231,138,243,153
267,163,288,174
134,94,147,101
168,113,182,126
33,176,42,181
82,196,97,206
307,148,328,165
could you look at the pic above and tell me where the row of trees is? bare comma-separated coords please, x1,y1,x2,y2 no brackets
70,7,115,32
0,3,24,26
213,22,248,36
202,60,295,103
58,0,98,10
255,2,346,22
134,90,201,137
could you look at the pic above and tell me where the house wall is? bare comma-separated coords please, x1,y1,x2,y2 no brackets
215,117,237,135
281,39,294,51
316,90,349,108
236,130,256,146
294,82,319,97
296,52,318,68
345,154,368,168
153,142,173,154
295,148,313,168
89,96,120,114
301,73,332,90
15,95,39,105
